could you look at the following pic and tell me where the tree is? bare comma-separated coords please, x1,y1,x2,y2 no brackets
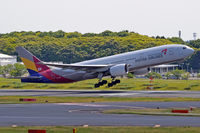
187,39,200,48
66,32,81,38
165,72,171,79
197,73,200,78
0,66,3,75
100,30,114,36
0,63,27,77
117,30,129,37
82,33,97,37
10,63,26,77
181,72,190,80
146,72,162,79
38,32,49,37
170,69,185,79
52,30,65,38
2,64,14,77
168,37,185,44
156,36,166,39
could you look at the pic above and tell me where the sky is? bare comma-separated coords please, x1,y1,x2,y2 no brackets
0,0,199,40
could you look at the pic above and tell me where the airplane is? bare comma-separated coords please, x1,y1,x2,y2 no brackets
16,44,194,88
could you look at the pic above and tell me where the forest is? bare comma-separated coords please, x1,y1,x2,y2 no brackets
0,30,199,71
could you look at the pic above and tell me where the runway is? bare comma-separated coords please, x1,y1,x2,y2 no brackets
0,102,200,127
0,89,200,97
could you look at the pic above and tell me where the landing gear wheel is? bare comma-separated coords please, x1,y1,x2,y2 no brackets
107,79,121,87
94,83,100,88
94,80,108,88
115,79,120,83
108,83,113,87
112,81,117,85
99,82,104,86
102,80,107,84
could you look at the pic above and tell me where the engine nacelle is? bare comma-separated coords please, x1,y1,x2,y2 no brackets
133,68,150,75
109,64,128,77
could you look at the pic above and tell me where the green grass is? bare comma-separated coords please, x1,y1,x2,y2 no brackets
1,126,200,133
103,108,200,117
1,78,200,90
1,96,200,104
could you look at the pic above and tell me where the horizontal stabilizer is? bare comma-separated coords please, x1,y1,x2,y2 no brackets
7,76,42,79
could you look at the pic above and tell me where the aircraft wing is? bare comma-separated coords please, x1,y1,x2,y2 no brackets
40,62,111,72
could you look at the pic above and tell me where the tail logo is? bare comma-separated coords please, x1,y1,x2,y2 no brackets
38,68,42,71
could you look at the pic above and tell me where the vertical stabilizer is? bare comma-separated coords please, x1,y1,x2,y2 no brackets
16,46,49,76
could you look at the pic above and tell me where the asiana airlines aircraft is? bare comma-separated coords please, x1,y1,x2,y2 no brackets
16,44,194,88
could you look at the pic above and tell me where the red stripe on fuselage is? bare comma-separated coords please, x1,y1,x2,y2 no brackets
33,56,75,83
40,69,75,83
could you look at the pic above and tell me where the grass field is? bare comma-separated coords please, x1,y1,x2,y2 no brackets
1,78,200,90
104,108,200,117
1,126,200,133
1,96,200,104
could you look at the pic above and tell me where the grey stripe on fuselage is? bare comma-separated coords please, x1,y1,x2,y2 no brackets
72,44,192,73
51,68,89,81
73,44,180,66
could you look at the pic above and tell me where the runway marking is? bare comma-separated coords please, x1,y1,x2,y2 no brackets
68,109,101,113
55,103,145,109
55,103,108,107
109,105,146,109
0,116,73,119
98,93,138,96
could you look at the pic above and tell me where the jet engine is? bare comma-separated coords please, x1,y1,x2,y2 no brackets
109,64,128,77
133,68,150,75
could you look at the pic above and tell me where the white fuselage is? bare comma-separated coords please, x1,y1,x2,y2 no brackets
52,44,194,81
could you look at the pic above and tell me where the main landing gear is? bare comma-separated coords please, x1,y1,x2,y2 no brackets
107,79,120,87
94,73,121,88
94,79,121,88
94,80,107,88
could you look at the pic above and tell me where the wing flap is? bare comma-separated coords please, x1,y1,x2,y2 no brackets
39,62,111,72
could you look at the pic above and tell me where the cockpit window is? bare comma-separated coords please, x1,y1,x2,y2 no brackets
183,47,187,49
